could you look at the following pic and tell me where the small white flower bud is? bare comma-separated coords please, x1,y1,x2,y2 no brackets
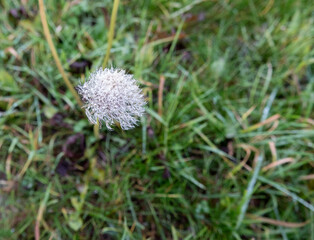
76,68,146,130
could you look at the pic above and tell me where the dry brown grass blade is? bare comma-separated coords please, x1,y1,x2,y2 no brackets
299,174,314,180
5,47,21,61
268,141,277,162
158,75,166,117
229,144,259,176
35,183,51,240
239,146,252,171
299,117,314,126
38,0,83,107
242,114,280,133
252,120,280,143
241,105,256,121
5,153,12,180
262,158,295,172
247,214,309,228
239,144,261,168
148,33,186,45
267,120,279,132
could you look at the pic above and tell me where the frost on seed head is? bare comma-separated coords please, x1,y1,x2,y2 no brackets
76,68,146,130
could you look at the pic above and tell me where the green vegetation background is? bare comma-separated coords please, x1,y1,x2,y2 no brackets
0,0,313,239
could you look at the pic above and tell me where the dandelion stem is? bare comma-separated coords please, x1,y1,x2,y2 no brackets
94,0,119,137
102,0,120,68
94,118,100,139
38,0,83,107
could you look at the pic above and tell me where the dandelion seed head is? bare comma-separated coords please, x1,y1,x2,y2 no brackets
76,68,146,130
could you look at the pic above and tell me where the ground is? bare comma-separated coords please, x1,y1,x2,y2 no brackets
0,0,313,239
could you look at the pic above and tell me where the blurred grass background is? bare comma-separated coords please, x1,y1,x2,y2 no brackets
0,0,314,239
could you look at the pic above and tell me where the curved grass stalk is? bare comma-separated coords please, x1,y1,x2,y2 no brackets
38,0,83,107
102,0,120,68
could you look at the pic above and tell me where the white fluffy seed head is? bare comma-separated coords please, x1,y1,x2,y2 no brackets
76,68,146,130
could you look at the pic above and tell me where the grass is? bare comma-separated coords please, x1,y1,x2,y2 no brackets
0,0,313,239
